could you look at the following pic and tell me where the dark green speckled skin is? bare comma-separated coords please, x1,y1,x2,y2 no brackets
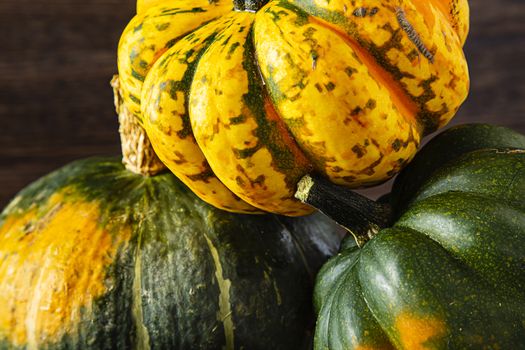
314,124,525,350
392,123,525,213
0,157,343,350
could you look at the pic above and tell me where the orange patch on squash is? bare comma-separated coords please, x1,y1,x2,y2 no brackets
0,191,131,347
309,16,420,129
395,312,446,349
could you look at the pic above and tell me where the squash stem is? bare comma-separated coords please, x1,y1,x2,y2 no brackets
111,75,166,177
295,175,392,247
233,0,269,12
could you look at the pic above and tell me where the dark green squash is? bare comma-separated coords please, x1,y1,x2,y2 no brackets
0,159,343,349
295,124,525,349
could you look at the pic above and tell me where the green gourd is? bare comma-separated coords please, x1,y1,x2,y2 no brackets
295,124,525,349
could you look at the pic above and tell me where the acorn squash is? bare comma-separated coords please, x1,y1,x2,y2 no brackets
117,0,470,215
295,124,525,349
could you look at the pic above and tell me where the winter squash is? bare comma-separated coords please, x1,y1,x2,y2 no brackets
0,158,343,349
117,0,470,215
295,124,525,349
299,124,525,349
0,86,344,349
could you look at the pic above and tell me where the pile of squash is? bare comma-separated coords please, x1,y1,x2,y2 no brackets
0,0,523,348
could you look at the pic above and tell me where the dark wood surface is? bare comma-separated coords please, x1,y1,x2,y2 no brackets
1,0,524,207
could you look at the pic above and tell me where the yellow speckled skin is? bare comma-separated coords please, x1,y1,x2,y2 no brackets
189,13,313,215
142,14,261,213
118,0,470,215
118,0,232,119
254,3,421,187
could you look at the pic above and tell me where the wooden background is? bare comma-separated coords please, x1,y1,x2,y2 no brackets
1,0,524,207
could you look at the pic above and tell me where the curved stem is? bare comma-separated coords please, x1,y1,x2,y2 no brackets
295,175,392,247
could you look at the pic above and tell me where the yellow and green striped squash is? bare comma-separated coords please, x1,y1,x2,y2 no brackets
118,0,470,216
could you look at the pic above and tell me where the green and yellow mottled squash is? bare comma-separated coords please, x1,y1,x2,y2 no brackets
117,0,470,216
0,159,344,348
295,124,525,349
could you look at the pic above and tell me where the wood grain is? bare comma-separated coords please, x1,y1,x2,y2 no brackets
1,0,524,207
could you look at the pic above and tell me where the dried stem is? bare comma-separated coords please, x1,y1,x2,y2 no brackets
111,75,166,176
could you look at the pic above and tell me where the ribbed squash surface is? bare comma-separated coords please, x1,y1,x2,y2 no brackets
0,157,343,349
118,0,470,215
313,124,525,349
